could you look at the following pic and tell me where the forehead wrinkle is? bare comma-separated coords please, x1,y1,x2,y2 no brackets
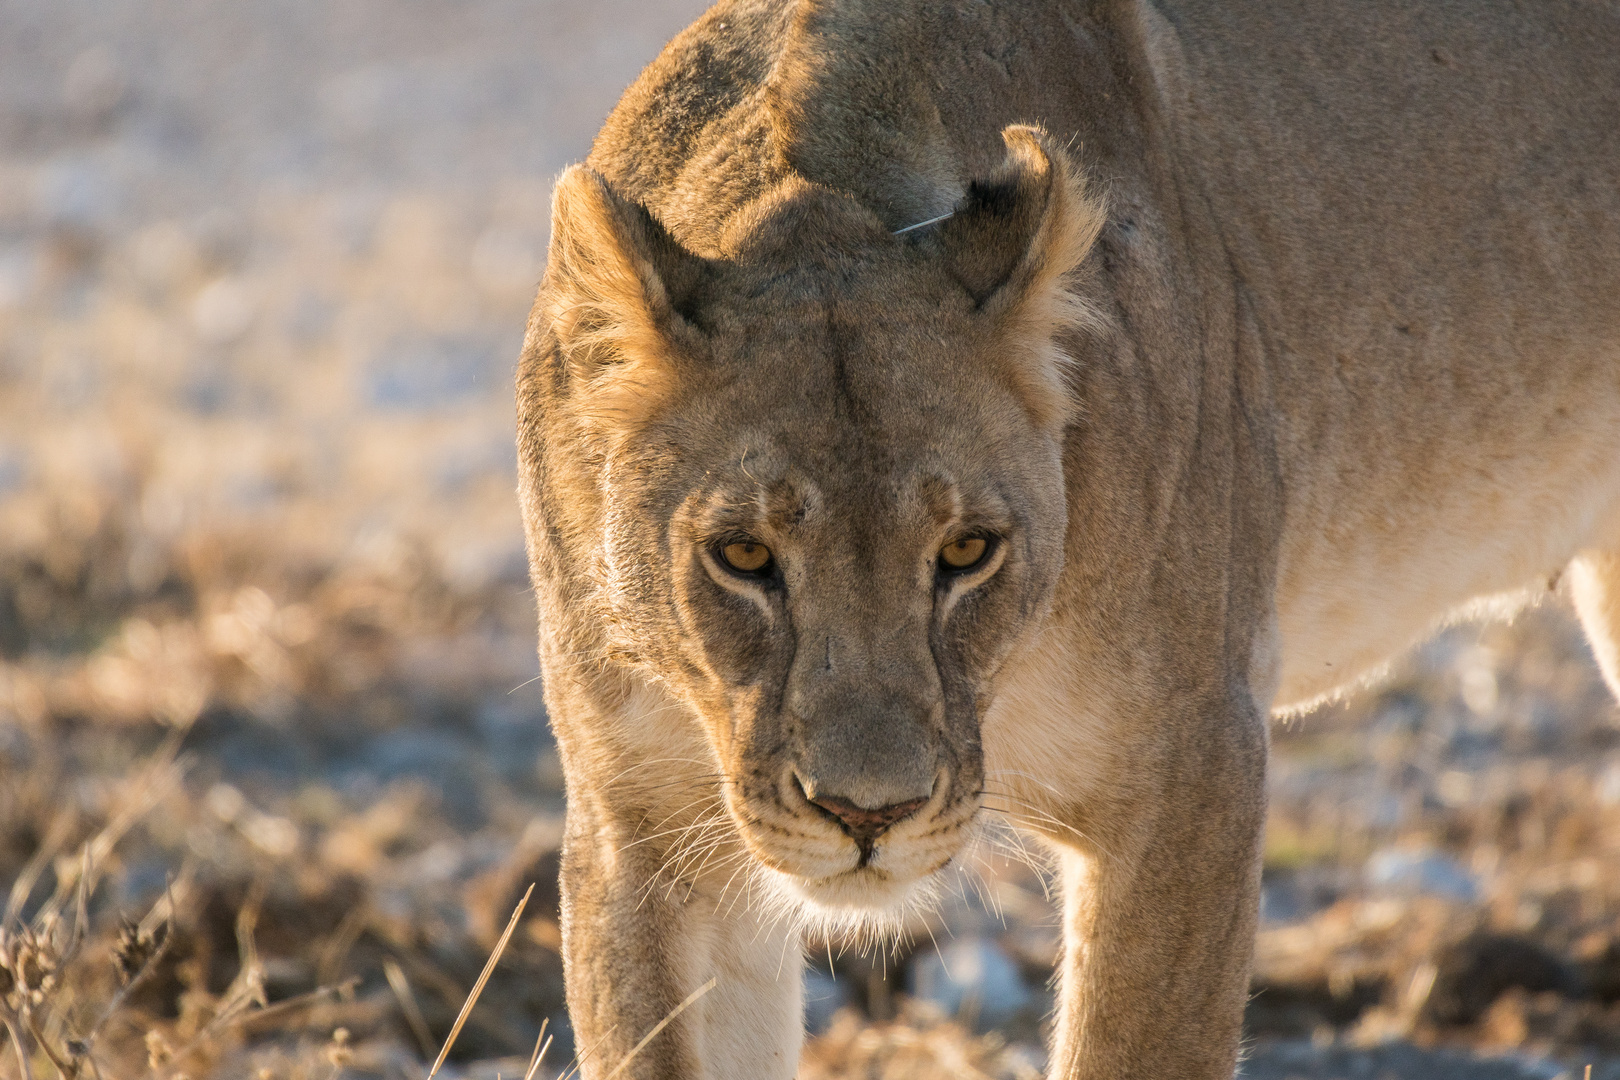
966,482,1016,533
760,475,822,534
683,488,758,538
910,469,963,530
687,468,823,541
911,467,1017,539
686,440,788,525
731,439,788,486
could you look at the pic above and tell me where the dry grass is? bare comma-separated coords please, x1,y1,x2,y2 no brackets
800,1003,1042,1080
1247,608,1620,1061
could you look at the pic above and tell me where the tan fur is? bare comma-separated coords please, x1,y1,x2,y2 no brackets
516,1,1620,1076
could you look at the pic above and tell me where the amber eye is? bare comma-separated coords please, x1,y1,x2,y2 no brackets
720,541,773,575
939,536,989,571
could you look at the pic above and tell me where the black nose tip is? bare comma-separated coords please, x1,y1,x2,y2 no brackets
805,791,928,866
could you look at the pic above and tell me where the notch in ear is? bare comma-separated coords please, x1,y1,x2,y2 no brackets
541,166,711,426
930,125,1107,432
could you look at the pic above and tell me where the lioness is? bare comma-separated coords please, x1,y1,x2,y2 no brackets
515,0,1620,1075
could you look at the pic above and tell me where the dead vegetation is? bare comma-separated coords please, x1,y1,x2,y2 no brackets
1244,608,1620,1073
0,369,566,1076
12,352,1620,1080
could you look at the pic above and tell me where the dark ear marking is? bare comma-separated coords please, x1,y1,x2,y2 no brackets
932,125,1102,312
939,163,1052,305
966,174,1023,219
621,199,716,331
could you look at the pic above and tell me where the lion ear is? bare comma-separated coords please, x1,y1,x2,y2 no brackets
930,125,1106,431
936,125,1105,316
542,166,710,426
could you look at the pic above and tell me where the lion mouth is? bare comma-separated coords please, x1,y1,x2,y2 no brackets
759,851,962,936
734,801,977,921
817,864,894,887
794,779,932,870
722,770,978,915
817,850,956,887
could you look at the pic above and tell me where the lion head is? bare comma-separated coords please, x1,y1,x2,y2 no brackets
520,125,1104,926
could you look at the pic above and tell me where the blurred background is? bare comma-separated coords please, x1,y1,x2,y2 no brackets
1,2,1618,1078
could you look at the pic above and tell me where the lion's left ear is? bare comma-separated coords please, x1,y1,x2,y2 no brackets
930,125,1106,430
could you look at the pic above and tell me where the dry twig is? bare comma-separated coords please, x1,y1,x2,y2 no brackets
426,882,533,1079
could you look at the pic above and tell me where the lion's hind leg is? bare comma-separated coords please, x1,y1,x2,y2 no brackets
1571,550,1620,703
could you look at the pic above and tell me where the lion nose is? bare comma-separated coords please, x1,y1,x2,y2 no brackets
805,790,928,857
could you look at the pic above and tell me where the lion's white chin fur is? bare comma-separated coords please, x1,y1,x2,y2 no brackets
756,862,948,948
744,818,984,948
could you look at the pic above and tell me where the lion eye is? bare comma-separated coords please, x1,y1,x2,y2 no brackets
939,537,988,571
720,541,773,575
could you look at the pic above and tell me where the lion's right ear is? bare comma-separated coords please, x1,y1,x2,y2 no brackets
934,126,1104,319
928,126,1107,432
541,166,710,426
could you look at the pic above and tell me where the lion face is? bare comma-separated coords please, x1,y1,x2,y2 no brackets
526,127,1103,920
647,289,1071,914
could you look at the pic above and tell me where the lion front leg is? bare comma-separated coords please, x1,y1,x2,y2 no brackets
559,795,803,1080
1037,698,1268,1079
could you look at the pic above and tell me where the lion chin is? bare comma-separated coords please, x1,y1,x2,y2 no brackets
757,848,957,943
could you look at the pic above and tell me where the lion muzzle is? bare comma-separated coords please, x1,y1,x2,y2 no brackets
795,777,932,868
